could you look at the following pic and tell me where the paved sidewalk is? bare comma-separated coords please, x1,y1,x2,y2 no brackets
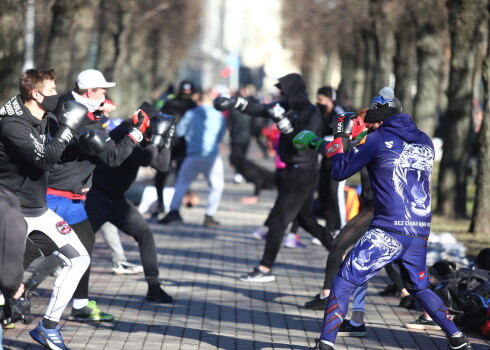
4,150,490,350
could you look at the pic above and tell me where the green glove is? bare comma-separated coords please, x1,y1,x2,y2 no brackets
293,130,324,151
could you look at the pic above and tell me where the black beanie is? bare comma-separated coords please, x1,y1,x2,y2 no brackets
364,87,401,123
317,86,336,102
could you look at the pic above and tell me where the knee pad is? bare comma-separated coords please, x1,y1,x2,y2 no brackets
56,244,90,269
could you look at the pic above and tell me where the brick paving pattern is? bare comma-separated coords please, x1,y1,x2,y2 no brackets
3,147,490,350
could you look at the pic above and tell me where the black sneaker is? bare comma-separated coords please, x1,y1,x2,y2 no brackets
312,338,334,350
159,210,183,224
379,283,398,296
146,284,173,303
305,293,327,310
203,215,220,227
69,300,114,321
447,333,473,349
406,314,441,330
239,267,275,282
337,319,367,337
398,295,416,309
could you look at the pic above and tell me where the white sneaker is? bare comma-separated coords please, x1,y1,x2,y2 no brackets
311,237,322,246
112,261,144,275
283,235,307,248
233,173,244,184
252,227,267,240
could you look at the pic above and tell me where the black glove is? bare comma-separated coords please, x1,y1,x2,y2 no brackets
78,129,108,155
162,123,176,149
58,101,89,131
265,102,293,134
150,113,175,148
213,96,248,111
54,101,89,144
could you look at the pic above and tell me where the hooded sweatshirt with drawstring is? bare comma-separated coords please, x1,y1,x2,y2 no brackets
240,73,323,169
329,113,434,237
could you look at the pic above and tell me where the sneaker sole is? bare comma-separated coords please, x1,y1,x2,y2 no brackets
112,269,141,275
405,323,441,330
239,276,275,282
68,315,114,322
30,330,65,350
337,331,367,337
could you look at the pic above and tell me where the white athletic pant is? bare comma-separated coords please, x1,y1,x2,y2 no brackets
98,222,126,264
25,209,90,323
170,155,224,216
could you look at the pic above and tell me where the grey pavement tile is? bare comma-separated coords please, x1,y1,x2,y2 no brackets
3,145,490,350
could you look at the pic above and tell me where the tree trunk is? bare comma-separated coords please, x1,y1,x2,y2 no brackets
45,0,98,92
338,31,367,111
394,24,416,116
436,0,487,217
363,28,378,105
0,1,26,103
469,15,490,234
413,25,444,137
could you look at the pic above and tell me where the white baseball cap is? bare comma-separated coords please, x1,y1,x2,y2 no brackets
76,69,116,89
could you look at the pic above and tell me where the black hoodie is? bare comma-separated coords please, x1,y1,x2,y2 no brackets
0,95,66,215
242,73,323,169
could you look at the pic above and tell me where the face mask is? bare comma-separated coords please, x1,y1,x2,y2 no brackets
316,103,327,115
72,92,105,113
37,93,59,113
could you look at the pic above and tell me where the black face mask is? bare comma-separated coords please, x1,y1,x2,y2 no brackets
38,93,59,113
316,103,327,116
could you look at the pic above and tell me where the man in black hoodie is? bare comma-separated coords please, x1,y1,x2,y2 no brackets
214,73,332,282
154,79,197,217
0,69,90,350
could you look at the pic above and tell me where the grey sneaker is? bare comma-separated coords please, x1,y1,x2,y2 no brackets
239,267,275,282
337,319,367,337
406,314,441,330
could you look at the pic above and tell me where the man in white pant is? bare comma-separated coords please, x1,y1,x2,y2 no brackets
0,69,90,350
160,88,226,226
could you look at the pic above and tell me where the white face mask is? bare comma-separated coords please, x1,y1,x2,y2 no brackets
72,92,105,113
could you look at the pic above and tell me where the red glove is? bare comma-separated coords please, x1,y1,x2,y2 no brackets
325,136,350,158
132,109,150,133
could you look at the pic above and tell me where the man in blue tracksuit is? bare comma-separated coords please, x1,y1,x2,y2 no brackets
293,87,473,350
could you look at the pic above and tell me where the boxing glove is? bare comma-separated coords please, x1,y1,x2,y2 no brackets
293,130,326,151
162,123,176,149
265,102,293,134
333,112,365,140
150,113,175,148
213,96,248,111
78,129,108,155
128,109,150,143
54,101,89,144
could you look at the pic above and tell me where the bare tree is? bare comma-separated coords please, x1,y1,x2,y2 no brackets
470,12,490,234
0,1,27,102
393,16,417,116
411,0,447,137
436,0,488,217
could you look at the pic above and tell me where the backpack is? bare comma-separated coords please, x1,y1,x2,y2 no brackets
461,290,490,336
432,268,490,313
